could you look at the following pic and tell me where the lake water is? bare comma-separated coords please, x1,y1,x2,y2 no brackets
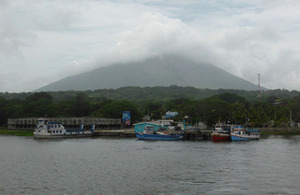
1,135,300,194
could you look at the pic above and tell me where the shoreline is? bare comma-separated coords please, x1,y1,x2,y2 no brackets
258,127,300,135
0,129,34,136
1,127,300,137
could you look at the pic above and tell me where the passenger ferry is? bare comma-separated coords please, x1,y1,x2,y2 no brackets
34,119,94,139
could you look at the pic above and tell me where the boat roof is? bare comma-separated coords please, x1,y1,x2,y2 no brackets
247,129,259,132
134,121,172,126
233,125,244,128
48,122,62,124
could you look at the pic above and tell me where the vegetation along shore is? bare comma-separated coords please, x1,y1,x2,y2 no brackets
0,129,33,136
259,127,300,135
1,86,300,135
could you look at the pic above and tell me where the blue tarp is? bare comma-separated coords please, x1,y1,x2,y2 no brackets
247,129,259,132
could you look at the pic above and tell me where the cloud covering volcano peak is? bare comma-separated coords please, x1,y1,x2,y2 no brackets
1,0,300,92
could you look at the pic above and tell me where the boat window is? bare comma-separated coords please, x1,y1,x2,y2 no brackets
60,130,62,133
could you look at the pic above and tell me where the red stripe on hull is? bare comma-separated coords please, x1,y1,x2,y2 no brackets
211,135,231,141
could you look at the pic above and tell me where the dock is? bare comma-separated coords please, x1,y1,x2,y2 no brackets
94,129,136,137
93,128,212,140
183,129,212,141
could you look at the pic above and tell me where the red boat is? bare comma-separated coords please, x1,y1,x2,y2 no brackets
211,123,232,141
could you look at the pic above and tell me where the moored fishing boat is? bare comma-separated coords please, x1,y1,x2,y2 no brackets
34,119,94,139
135,131,183,141
211,123,232,141
231,125,259,141
134,120,183,141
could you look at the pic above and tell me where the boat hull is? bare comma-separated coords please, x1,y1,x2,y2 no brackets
211,133,231,141
34,132,93,139
231,134,259,141
135,132,183,141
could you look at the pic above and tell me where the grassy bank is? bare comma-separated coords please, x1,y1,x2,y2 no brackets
0,129,33,136
259,128,300,136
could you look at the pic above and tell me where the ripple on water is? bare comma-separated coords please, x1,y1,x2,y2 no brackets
1,136,300,194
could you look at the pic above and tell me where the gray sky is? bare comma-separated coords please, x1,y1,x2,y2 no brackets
1,0,300,92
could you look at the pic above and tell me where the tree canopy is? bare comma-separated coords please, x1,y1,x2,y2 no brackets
1,87,300,127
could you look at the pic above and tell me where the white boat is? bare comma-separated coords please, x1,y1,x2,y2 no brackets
34,119,94,139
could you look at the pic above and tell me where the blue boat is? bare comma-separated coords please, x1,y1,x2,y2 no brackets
231,126,260,141
135,131,183,141
134,120,183,141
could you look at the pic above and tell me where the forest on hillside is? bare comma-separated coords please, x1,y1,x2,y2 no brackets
1,86,300,127
1,86,300,102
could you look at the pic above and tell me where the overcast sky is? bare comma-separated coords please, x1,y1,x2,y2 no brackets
1,0,300,92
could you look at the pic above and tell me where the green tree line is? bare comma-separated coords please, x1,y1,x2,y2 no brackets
1,86,300,102
1,90,300,127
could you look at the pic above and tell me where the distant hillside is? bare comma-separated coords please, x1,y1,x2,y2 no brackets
2,86,299,103
36,54,259,91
